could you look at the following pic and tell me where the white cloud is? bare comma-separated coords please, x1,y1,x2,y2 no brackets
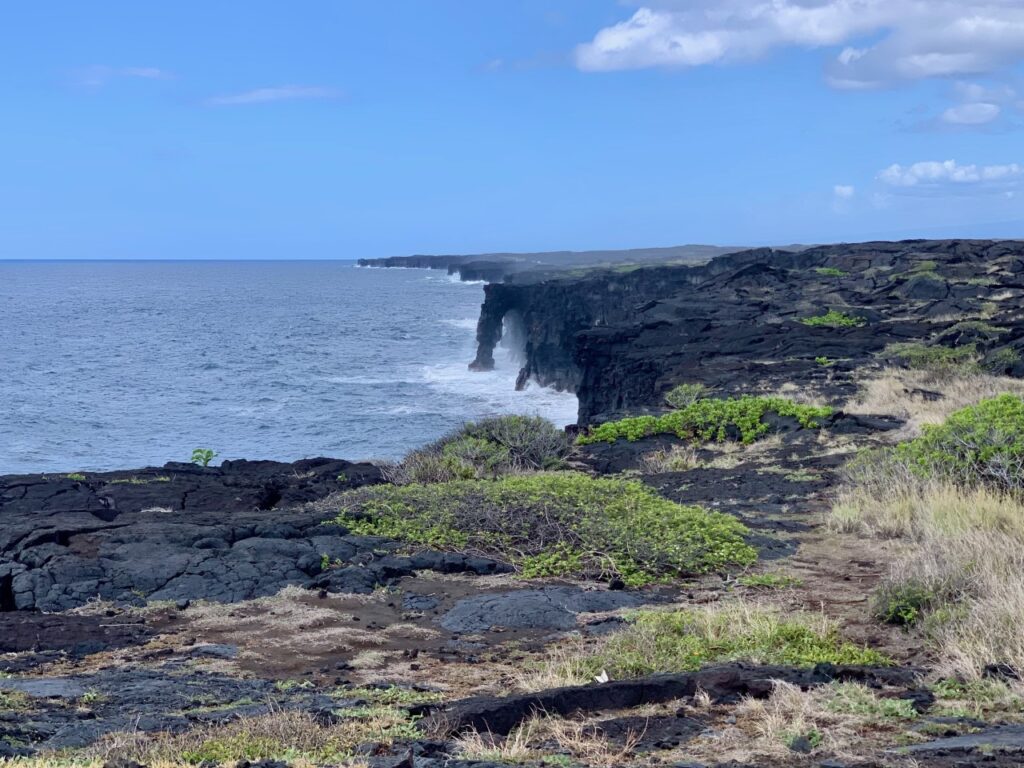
77,65,172,88
879,160,1024,193
575,2,1024,88
942,102,1002,125
206,85,342,106
833,184,855,199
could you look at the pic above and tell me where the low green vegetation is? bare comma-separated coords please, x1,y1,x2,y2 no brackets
873,579,938,627
664,382,710,409
737,572,802,590
545,604,889,680
577,395,831,446
191,448,218,467
894,394,1024,492
336,472,756,586
0,689,33,712
814,266,847,277
799,310,866,328
110,476,171,485
65,473,87,482
814,356,834,367
386,415,572,484
826,683,918,720
883,341,979,373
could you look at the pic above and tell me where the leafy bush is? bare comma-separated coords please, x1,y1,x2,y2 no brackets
335,472,756,586
664,382,709,409
814,356,834,367
894,394,1024,492
800,310,865,328
814,267,847,277
386,415,572,484
555,604,889,679
883,342,979,374
578,396,831,446
873,580,938,626
192,448,218,467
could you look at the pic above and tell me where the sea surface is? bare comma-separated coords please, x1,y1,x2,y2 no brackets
0,261,578,474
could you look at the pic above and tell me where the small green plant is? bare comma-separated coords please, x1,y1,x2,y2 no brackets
336,472,756,586
737,572,802,589
784,729,824,751
873,580,937,627
336,472,348,483
800,310,866,328
0,690,33,712
664,382,709,409
814,356,834,367
814,267,847,277
578,396,831,446
192,448,218,467
65,473,87,482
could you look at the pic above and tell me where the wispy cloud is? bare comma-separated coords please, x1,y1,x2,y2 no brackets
76,65,173,88
574,2,1024,89
205,85,342,106
942,102,1002,126
833,184,856,200
879,159,1024,194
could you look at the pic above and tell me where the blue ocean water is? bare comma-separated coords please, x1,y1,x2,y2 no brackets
0,262,578,474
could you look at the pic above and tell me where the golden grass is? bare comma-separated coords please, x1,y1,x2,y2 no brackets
845,367,1024,439
639,444,700,474
455,713,641,768
831,475,1024,539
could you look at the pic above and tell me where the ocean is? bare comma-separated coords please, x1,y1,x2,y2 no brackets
0,261,578,474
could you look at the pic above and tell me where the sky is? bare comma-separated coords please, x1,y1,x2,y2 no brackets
2,1,1024,260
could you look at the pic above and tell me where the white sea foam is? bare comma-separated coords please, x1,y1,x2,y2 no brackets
421,348,579,427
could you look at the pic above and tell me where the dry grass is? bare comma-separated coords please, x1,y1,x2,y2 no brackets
881,532,1024,683
831,474,1024,539
845,367,1024,439
639,444,700,474
29,708,390,767
455,713,642,768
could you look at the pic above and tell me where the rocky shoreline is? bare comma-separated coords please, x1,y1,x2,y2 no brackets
5,239,1024,767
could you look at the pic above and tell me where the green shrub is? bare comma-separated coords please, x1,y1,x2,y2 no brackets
873,580,937,626
664,382,709,409
387,415,572,484
335,472,756,586
883,342,979,373
564,605,889,679
814,356,834,367
192,448,218,467
799,310,866,328
577,396,831,446
65,473,87,482
894,394,1024,492
814,267,847,277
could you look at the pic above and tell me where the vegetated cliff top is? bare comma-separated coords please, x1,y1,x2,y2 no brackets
469,238,1024,423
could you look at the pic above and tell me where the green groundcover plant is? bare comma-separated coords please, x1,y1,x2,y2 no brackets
895,394,1024,492
335,472,756,586
577,396,831,446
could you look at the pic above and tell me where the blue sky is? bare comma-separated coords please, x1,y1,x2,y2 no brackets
2,1,1023,259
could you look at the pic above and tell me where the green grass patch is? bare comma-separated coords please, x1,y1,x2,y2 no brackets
65,473,87,482
560,605,890,679
335,472,756,586
827,683,918,720
814,267,847,277
0,689,33,712
577,396,831,446
737,572,802,590
799,310,866,328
